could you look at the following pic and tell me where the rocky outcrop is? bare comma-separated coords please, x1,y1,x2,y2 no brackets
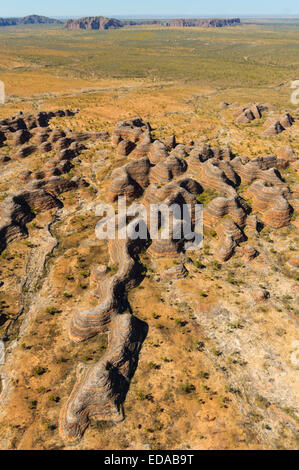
127,135,170,164
166,18,241,28
169,144,189,160
0,15,63,27
69,218,148,343
116,139,136,156
263,113,294,136
0,110,105,168
112,118,151,146
38,142,53,153
192,159,237,197
48,129,66,143
27,176,88,196
66,130,109,142
235,244,258,261
235,103,264,124
54,137,74,151
65,16,123,30
143,179,200,258
245,214,259,232
31,131,50,146
245,180,292,229
263,120,285,136
113,121,153,160
163,264,188,279
0,174,86,253
189,144,233,164
148,140,169,164
59,216,150,442
9,129,32,146
149,156,187,184
64,17,241,31
0,189,61,252
56,112,298,444
204,196,246,229
250,288,270,302
230,155,286,186
18,160,72,183
59,313,147,442
280,113,295,128
0,110,76,131
215,217,245,262
15,145,37,158
108,157,151,201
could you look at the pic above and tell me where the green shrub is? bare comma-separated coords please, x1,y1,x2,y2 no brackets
179,382,195,394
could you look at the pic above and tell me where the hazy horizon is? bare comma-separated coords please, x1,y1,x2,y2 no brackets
1,13,299,19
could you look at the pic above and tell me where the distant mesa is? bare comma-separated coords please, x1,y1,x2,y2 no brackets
65,16,123,30
65,16,241,30
0,15,63,27
165,18,241,28
0,14,241,30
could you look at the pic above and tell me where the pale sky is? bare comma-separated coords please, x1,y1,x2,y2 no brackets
0,0,298,18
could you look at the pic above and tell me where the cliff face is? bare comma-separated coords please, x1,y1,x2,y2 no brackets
65,16,241,30
65,16,123,30
166,18,241,27
0,15,62,27
0,15,240,29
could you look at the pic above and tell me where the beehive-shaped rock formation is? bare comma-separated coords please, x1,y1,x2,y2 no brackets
246,180,292,228
215,217,245,261
149,156,187,184
108,157,151,201
60,313,147,442
112,118,151,146
0,189,61,252
204,196,246,229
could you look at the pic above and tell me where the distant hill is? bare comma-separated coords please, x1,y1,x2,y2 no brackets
65,16,123,30
65,16,241,30
165,18,241,27
0,15,63,27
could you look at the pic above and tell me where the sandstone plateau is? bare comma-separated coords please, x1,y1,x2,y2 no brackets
65,16,241,30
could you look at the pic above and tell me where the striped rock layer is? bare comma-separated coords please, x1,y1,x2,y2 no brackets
0,177,87,253
246,180,292,229
59,313,147,442
0,109,107,160
263,113,294,135
57,117,298,441
0,189,61,252
235,103,263,124
108,118,297,258
61,220,148,441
